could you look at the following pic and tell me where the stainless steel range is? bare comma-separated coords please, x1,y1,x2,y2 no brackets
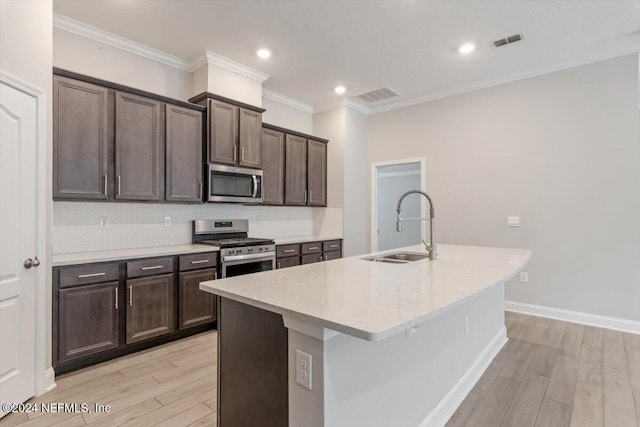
192,219,275,278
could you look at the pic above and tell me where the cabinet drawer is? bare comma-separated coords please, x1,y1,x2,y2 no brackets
301,242,322,255
179,252,218,272
323,250,341,261
322,240,342,252
277,256,300,269
127,257,174,278
301,253,323,265
59,263,120,288
277,244,300,258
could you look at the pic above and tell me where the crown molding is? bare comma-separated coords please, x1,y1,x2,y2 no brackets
53,13,191,71
189,50,270,83
314,98,370,115
370,46,640,115
262,89,313,114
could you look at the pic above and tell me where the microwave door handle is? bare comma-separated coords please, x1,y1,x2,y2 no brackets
252,175,258,198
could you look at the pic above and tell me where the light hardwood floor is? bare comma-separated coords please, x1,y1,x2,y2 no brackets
447,312,640,427
2,313,639,427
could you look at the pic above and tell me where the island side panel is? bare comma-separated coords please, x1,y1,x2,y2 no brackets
217,296,289,427
323,282,506,427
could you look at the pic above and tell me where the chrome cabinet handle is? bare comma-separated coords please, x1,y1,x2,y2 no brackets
114,287,118,310
233,146,237,162
309,190,312,203
283,249,296,253
251,175,258,198
329,244,339,248
23,257,40,269
190,260,209,265
214,271,217,280
304,190,307,204
104,175,108,195
141,265,164,271
117,175,122,195
78,272,106,278
278,262,281,269
198,182,203,199
241,147,245,162
129,285,133,306
307,246,319,250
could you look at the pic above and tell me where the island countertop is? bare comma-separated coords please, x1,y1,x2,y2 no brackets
200,244,531,341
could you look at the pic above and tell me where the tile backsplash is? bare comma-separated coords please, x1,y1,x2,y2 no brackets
53,202,324,253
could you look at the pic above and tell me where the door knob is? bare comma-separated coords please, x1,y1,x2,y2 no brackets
23,257,40,269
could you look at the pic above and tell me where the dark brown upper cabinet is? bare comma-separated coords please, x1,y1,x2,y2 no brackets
115,91,163,201
189,92,265,170
208,99,238,165
238,108,262,168
284,134,307,206
307,139,327,206
261,128,285,205
165,104,203,202
53,75,111,200
53,68,205,203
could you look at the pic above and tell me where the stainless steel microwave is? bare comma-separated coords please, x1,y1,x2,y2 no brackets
207,164,262,203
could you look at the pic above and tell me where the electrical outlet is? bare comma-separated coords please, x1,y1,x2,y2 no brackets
520,272,529,283
295,350,312,390
464,314,470,334
507,216,520,227
99,216,109,230
164,216,172,227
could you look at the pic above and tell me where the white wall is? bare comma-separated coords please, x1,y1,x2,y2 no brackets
207,63,262,107
1,0,54,389
369,55,640,322
53,28,193,100
262,97,313,134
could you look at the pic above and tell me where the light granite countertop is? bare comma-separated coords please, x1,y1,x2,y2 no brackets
200,244,531,341
53,244,219,267
274,235,342,245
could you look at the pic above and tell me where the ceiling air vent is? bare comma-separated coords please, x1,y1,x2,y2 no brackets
493,33,524,48
356,87,400,103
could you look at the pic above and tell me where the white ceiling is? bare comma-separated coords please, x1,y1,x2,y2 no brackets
53,1,640,111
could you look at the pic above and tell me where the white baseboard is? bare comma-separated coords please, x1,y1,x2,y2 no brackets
505,300,640,334
419,327,508,427
37,367,56,396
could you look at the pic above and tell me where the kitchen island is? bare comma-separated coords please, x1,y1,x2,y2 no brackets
200,244,531,427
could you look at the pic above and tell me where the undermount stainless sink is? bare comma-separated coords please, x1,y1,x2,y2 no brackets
362,252,430,264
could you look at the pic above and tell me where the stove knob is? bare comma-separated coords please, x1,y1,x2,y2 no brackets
248,248,253,253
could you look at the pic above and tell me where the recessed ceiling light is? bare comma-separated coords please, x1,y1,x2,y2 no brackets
256,48,271,59
458,43,476,55
334,86,347,94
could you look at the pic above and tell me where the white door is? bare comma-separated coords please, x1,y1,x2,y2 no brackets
0,80,38,416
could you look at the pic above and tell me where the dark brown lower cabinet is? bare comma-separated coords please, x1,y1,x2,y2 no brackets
126,274,175,344
179,269,217,330
277,256,300,269
301,253,323,265
58,282,119,364
323,250,341,261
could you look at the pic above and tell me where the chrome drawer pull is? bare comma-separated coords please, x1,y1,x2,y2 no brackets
283,249,296,253
329,244,339,248
78,272,106,278
114,287,118,310
190,260,209,264
307,246,319,250
140,265,164,271
129,285,133,306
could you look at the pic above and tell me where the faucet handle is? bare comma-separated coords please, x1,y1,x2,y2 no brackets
421,239,432,252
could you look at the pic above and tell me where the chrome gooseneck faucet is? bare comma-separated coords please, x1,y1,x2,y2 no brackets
396,190,436,260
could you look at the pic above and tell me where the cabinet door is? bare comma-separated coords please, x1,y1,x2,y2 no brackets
165,104,203,202
208,99,238,165
115,91,163,201
323,250,341,261
307,140,327,206
179,269,217,330
53,76,110,200
126,274,175,344
238,108,262,169
301,254,323,265
277,257,300,269
261,128,285,205
58,282,119,363
284,134,307,206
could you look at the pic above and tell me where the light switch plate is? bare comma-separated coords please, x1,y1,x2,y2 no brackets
99,216,109,230
164,216,172,227
507,216,520,227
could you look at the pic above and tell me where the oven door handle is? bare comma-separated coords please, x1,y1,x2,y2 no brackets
251,175,258,198
222,252,275,263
